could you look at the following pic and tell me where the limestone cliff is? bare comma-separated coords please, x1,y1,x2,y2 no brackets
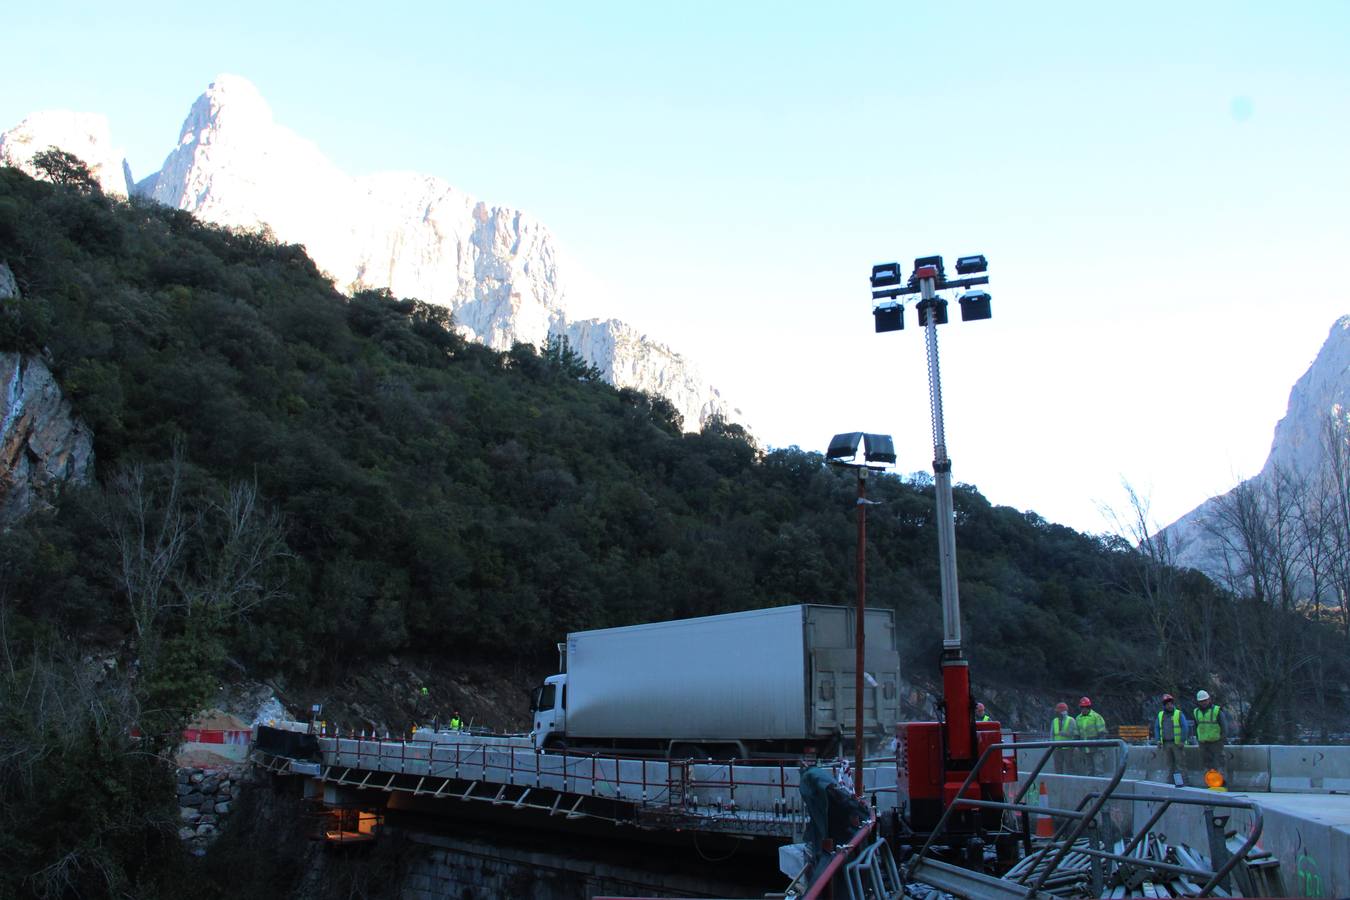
0,263,95,524
1162,315,1350,576
0,111,134,197
130,75,733,431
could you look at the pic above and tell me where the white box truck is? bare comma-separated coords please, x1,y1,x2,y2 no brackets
529,604,901,759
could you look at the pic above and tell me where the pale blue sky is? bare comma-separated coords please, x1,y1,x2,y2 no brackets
4,3,1348,533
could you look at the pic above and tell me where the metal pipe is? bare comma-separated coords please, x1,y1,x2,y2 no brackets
855,468,866,798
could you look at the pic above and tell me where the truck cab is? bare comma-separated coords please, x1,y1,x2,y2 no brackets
530,674,567,751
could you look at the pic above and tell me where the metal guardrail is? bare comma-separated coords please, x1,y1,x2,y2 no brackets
907,739,1130,896
907,738,1266,899
1032,788,1265,897
318,735,814,809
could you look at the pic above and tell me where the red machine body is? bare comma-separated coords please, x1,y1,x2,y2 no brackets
898,719,1017,834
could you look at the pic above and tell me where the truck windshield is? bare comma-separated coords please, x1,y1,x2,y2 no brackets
533,684,556,711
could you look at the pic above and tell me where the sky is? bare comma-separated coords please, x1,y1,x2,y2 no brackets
3,2,1347,535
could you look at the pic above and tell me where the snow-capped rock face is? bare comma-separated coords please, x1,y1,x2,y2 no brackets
0,110,133,197
1163,316,1350,575
130,75,732,430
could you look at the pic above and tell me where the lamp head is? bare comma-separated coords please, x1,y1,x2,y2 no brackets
955,254,988,275
873,301,903,333
862,433,895,465
827,432,864,462
870,262,903,288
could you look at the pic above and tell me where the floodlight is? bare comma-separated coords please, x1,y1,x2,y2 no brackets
862,433,896,465
827,432,864,462
911,255,946,283
958,290,992,321
873,301,903,333
955,255,988,275
916,298,948,326
870,262,903,288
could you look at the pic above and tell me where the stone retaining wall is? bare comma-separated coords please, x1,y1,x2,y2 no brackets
175,764,251,852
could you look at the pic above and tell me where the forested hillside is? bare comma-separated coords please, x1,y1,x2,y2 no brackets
0,166,1345,895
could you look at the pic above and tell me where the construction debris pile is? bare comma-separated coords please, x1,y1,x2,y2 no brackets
999,834,1280,898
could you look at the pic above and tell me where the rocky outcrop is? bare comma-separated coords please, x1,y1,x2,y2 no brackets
561,317,728,429
1162,316,1350,575
0,111,133,196
0,263,95,524
127,75,734,431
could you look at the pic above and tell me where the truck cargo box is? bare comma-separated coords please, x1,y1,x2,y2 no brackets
564,604,900,744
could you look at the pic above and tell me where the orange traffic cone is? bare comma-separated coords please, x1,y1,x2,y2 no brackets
1035,780,1055,838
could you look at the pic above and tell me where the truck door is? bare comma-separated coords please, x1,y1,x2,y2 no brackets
531,675,567,751
812,648,896,734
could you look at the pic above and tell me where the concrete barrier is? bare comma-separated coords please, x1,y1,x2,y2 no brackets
1093,743,1342,793
1269,745,1350,793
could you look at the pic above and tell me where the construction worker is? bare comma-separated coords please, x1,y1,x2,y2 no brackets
974,702,991,723
1192,690,1228,778
1076,697,1107,775
449,710,463,731
1050,702,1078,773
797,745,869,880
1152,693,1190,787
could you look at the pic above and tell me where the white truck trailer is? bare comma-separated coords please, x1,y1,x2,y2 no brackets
529,604,902,759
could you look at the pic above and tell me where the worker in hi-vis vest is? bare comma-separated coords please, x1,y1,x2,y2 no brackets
1076,697,1108,775
1192,690,1228,777
1151,693,1191,787
1050,702,1078,773
974,702,992,723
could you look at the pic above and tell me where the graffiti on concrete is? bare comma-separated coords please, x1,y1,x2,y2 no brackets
1296,847,1322,898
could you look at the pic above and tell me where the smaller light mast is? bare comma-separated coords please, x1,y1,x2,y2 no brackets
826,432,895,796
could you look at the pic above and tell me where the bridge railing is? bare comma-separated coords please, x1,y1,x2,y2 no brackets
314,735,895,816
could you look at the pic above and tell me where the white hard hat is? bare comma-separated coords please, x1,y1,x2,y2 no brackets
1196,690,1210,702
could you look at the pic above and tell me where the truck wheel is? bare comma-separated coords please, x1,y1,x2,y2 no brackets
544,736,567,752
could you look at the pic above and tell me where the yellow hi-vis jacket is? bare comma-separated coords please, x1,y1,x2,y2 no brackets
1077,710,1106,739
1194,705,1222,743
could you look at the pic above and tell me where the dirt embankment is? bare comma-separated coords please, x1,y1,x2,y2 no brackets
212,653,556,736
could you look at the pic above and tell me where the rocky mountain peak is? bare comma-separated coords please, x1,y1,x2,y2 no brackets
0,110,133,197
2,76,736,432
1259,315,1350,481
1163,315,1350,574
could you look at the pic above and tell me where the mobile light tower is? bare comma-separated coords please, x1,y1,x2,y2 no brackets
870,254,1003,832
825,431,895,796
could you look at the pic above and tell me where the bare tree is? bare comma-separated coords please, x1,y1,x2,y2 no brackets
1102,482,1188,688
1321,411,1350,642
104,455,191,663
1203,468,1321,741
101,448,291,670
178,478,291,616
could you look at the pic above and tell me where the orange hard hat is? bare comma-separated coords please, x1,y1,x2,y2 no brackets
1055,702,1068,713
1161,693,1175,703
975,702,986,711
1079,696,1092,707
